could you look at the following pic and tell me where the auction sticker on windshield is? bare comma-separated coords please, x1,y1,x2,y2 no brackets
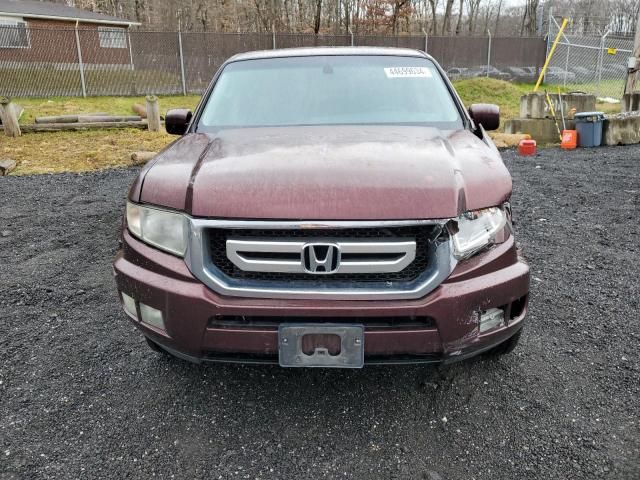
384,67,432,78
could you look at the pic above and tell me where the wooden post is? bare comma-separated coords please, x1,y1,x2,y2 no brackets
74,20,87,98
35,114,140,124
0,97,21,137
624,9,640,96
145,95,161,132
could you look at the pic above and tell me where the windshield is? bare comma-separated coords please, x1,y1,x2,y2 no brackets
198,55,464,131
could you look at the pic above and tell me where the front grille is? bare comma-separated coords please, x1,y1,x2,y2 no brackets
207,226,440,283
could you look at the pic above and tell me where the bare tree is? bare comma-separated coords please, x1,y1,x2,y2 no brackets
314,0,322,33
494,0,503,35
195,1,210,31
455,0,464,34
466,0,481,34
428,0,439,34
442,0,455,34
63,0,640,36
523,0,539,36
390,0,411,34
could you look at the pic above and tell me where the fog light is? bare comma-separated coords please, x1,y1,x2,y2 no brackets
139,303,165,330
479,308,504,333
121,292,137,319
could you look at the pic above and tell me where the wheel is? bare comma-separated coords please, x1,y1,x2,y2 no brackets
485,329,522,357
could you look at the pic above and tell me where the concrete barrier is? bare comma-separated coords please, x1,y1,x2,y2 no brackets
504,118,576,144
508,114,640,146
603,114,640,145
621,93,640,113
520,93,596,119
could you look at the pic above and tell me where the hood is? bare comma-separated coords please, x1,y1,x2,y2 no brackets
136,126,511,220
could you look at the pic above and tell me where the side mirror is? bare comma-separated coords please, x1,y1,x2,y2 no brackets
468,103,500,131
165,109,193,135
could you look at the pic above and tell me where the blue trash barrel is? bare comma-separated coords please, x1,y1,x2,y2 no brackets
574,112,605,148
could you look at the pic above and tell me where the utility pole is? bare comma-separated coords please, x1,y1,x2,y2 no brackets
624,8,640,95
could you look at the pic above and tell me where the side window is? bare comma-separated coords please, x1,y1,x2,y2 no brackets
98,27,127,49
0,17,30,49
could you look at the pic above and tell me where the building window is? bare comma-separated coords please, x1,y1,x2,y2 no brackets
0,17,30,48
98,27,127,49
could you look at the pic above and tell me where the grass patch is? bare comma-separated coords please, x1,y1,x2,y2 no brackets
454,77,620,118
454,78,533,120
2,129,174,175
4,95,201,175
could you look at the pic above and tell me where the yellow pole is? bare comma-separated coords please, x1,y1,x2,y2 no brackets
534,18,569,92
545,91,562,141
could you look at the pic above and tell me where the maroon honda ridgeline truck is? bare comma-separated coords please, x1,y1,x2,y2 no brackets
113,47,530,368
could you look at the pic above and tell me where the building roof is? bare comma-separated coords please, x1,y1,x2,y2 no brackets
0,0,140,26
229,47,429,62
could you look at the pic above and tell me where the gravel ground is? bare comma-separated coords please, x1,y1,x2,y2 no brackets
1,146,638,480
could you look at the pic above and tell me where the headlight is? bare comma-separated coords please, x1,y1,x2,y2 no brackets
451,206,507,260
126,202,188,256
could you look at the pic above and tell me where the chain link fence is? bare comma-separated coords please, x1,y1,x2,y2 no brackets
0,26,547,98
546,16,631,100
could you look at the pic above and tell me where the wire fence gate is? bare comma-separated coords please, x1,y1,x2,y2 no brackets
545,15,633,100
0,25,546,98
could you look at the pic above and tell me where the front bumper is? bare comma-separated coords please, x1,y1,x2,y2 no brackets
113,231,529,365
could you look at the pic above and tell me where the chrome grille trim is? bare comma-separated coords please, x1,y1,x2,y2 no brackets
191,219,448,229
183,219,457,300
226,238,417,274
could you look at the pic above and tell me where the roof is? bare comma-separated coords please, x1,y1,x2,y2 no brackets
229,47,429,62
0,0,140,26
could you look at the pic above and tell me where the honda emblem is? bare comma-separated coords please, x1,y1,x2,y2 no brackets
302,243,341,274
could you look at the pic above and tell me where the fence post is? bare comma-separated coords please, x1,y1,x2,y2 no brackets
486,29,492,77
74,21,87,98
272,24,276,49
545,7,553,82
127,30,136,95
0,97,21,137
422,28,428,53
177,28,187,96
597,29,610,98
563,44,571,87
145,95,161,132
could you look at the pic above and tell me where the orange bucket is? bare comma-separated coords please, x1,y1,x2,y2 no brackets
561,130,577,150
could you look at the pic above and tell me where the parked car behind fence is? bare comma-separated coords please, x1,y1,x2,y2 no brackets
545,66,576,83
505,66,536,83
446,67,471,80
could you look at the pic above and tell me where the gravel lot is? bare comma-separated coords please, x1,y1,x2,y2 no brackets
1,146,638,480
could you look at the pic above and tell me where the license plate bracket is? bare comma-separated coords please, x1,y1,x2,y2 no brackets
278,324,364,368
